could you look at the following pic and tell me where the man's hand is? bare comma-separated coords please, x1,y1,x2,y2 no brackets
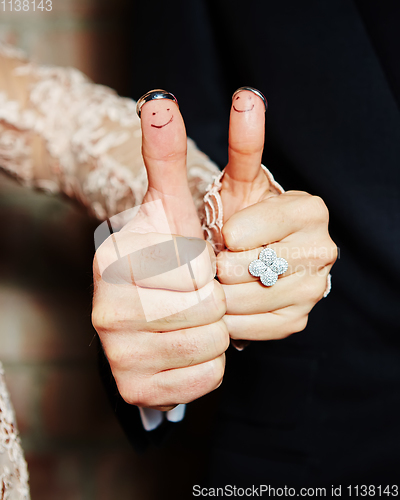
216,89,337,341
92,94,228,410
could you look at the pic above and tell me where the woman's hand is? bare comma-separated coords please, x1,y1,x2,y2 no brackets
215,89,337,341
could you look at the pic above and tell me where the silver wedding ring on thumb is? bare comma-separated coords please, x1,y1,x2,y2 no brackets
232,87,268,111
136,89,179,118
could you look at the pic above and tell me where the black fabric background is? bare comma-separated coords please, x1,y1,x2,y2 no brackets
118,0,400,486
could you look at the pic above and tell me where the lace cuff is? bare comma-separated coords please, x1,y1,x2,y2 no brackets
0,363,30,500
200,163,332,337
201,164,285,254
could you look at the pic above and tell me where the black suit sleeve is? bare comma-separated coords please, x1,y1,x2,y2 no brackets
97,340,179,452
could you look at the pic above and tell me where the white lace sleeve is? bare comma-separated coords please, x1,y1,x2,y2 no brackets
0,43,220,220
0,363,30,500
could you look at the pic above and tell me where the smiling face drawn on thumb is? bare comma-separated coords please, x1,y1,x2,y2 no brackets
141,97,188,196
137,90,204,238
227,88,267,183
232,91,256,113
149,100,174,129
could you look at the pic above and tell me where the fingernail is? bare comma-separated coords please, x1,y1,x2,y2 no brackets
136,89,178,118
232,87,268,112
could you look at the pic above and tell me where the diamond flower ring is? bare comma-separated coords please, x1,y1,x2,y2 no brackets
248,248,288,287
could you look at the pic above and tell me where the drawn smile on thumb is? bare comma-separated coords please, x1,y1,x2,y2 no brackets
233,93,255,113
151,109,173,128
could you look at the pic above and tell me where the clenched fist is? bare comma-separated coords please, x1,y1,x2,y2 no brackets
92,93,228,411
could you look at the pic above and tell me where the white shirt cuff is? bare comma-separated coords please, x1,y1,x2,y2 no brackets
138,407,164,431
139,404,186,431
166,404,186,422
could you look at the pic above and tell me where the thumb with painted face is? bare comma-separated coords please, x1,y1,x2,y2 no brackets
215,87,336,344
220,87,272,224
138,90,204,238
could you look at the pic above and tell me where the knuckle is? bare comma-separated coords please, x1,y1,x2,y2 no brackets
275,330,293,340
175,370,209,401
280,313,309,338
216,251,237,284
308,195,329,223
157,355,226,405
91,305,113,334
208,321,230,358
190,357,225,396
297,272,328,303
136,377,176,408
215,320,230,354
311,280,325,302
216,251,251,284
172,320,229,365
293,315,309,334
312,238,335,267
104,344,125,367
91,306,102,331
116,378,147,407
296,194,329,226
92,300,135,334
205,240,217,276
208,355,226,387
221,220,243,250
104,336,147,372
214,280,228,316
106,342,144,371
131,391,152,408
327,237,338,265
206,280,227,320
274,311,309,340
130,381,164,408
312,234,337,268
300,278,321,303
216,251,227,277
